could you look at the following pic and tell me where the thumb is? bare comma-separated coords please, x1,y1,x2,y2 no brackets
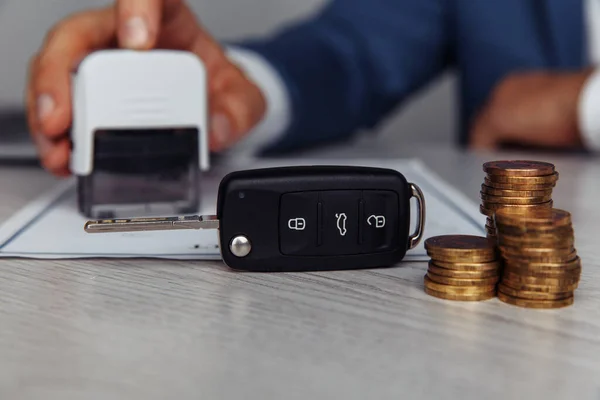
116,0,179,49
209,69,267,152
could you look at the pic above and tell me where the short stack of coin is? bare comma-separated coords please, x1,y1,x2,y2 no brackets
480,161,558,241
494,208,581,309
423,235,502,301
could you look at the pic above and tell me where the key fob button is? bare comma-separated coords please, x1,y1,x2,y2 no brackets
279,191,319,255
361,190,399,252
319,190,361,255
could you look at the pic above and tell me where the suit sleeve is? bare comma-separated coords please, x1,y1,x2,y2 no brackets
235,0,453,154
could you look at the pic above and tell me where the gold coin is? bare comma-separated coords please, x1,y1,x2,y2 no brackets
497,291,574,309
501,270,579,286
430,260,501,272
498,234,574,248
480,201,553,217
479,205,494,217
424,286,496,301
503,265,581,279
501,279,578,293
486,217,495,227
478,206,490,217
494,208,571,228
480,184,553,198
500,249,577,264
497,283,573,300
483,177,555,190
494,223,574,237
427,264,499,279
499,246,575,258
483,160,556,177
426,271,500,286
428,251,498,263
482,201,554,211
501,253,577,264
425,235,497,255
486,172,559,185
504,256,581,272
480,193,553,205
425,235,498,263
424,275,497,294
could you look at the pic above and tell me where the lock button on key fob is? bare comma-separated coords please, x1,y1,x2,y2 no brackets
279,191,320,255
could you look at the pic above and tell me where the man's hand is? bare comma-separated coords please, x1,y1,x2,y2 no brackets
26,0,266,176
469,70,593,151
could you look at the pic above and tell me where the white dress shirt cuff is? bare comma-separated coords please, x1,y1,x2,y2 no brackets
578,68,600,150
224,46,292,155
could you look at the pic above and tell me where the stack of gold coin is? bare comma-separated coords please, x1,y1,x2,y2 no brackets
423,235,502,301
480,161,557,241
494,208,581,309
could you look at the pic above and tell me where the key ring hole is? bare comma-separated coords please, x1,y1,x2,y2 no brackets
408,183,426,249
409,196,418,235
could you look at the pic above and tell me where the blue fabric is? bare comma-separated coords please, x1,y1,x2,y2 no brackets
237,0,586,153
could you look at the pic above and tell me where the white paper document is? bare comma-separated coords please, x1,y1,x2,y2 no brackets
0,158,486,261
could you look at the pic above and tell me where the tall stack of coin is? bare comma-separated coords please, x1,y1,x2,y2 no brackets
423,235,502,301
494,208,581,308
480,161,557,241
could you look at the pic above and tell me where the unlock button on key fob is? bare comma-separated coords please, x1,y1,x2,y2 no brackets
361,190,400,253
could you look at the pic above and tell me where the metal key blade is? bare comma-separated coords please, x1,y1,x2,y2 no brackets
84,215,219,233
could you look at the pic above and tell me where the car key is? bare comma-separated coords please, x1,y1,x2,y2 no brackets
84,165,426,272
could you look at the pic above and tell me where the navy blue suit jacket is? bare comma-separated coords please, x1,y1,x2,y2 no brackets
239,0,587,154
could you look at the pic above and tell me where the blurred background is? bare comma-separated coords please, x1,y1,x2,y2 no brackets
0,0,455,155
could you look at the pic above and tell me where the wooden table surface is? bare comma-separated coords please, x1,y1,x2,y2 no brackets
1,143,600,400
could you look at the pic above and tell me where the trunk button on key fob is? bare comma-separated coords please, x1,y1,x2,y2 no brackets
318,190,362,256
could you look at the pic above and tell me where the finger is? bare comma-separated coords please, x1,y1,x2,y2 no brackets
188,27,231,77
44,139,71,176
155,0,199,50
27,56,69,141
116,0,169,49
28,8,116,142
209,80,266,152
33,134,71,176
156,4,229,77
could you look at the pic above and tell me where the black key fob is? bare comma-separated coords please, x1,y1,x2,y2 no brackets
216,165,425,272
84,165,426,272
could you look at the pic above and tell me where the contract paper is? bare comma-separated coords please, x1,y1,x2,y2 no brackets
0,158,486,261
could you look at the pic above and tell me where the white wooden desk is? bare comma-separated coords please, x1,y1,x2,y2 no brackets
1,144,599,400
